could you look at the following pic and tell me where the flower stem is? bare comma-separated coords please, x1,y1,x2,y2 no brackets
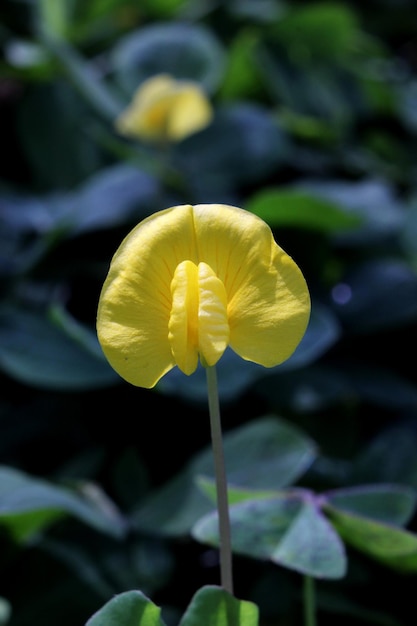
205,365,234,595
303,575,316,626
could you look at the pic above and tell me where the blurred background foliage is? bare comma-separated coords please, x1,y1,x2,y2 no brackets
1,0,417,624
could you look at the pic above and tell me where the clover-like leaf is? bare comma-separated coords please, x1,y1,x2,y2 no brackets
179,586,259,626
246,187,362,233
324,486,417,573
0,305,118,390
193,492,346,579
0,466,126,542
85,590,165,626
133,417,317,536
324,484,417,527
111,23,225,94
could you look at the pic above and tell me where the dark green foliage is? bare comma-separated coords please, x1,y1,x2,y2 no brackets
1,0,417,624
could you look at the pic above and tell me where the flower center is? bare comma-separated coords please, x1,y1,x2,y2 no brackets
168,260,230,375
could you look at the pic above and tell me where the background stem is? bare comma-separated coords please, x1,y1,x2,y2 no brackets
303,575,317,626
206,365,234,595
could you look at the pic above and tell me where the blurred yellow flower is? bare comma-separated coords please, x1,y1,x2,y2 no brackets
115,74,213,142
97,204,311,388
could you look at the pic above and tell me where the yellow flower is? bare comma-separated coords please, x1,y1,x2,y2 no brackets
115,74,213,142
97,204,311,388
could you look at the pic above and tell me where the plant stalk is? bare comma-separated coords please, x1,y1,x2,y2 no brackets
303,575,316,626
206,365,234,595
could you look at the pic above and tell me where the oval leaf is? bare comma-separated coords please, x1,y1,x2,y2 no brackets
299,179,405,245
332,259,417,333
325,504,417,572
246,188,362,232
0,466,126,541
0,306,118,390
255,364,353,413
278,302,341,371
111,23,225,94
134,417,316,536
272,500,346,578
70,164,160,235
86,590,165,626
324,484,417,527
0,597,11,625
193,493,346,579
179,586,259,626
175,104,288,198
352,426,417,487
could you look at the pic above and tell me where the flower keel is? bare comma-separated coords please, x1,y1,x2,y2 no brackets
169,261,229,375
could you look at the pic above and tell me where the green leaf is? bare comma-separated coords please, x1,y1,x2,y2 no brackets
133,417,316,536
16,81,101,188
0,597,11,625
271,499,346,578
0,305,118,390
273,3,360,62
179,586,259,626
278,108,341,143
69,164,159,235
381,541,417,573
214,417,317,490
245,188,362,232
37,0,71,39
342,364,417,411
255,39,362,123
400,195,417,268
317,589,403,626
42,35,123,122
277,302,340,371
175,103,289,198
324,501,417,572
0,164,159,242
254,364,352,413
0,466,126,542
138,0,188,19
85,590,165,626
218,31,263,101
111,23,225,95
398,79,417,134
324,484,417,527
86,586,258,626
332,259,417,333
193,493,346,579
257,361,417,415
227,0,284,22
195,476,278,506
300,178,405,245
352,426,417,487
193,486,346,578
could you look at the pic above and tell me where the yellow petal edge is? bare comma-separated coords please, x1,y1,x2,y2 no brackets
97,204,311,388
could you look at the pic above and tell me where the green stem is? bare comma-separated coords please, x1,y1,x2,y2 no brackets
205,365,234,595
303,575,316,626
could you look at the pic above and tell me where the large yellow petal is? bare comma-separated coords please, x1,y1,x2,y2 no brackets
191,204,311,367
228,247,310,366
97,205,198,388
